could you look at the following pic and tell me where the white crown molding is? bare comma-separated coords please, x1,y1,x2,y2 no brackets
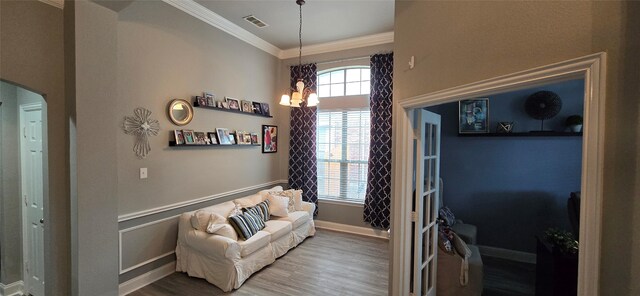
117,179,288,222
38,0,64,9
119,262,175,296
162,0,280,57
314,220,389,240
279,31,394,60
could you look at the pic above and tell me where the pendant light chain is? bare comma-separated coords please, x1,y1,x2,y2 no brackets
298,2,303,78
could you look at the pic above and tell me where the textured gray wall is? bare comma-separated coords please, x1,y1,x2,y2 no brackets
394,1,640,294
0,1,68,294
116,1,284,217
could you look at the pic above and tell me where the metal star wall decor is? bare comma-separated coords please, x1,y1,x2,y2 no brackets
123,107,160,159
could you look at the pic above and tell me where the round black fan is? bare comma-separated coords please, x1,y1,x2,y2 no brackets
525,90,562,131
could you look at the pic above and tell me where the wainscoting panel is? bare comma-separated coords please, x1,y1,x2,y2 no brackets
119,215,180,274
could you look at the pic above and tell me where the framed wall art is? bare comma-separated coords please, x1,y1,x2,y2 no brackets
262,125,277,153
459,98,489,134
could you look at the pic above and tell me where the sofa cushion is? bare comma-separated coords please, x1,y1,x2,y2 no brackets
244,200,270,222
267,194,289,217
276,211,309,229
263,220,292,242
258,186,284,198
234,194,265,209
228,212,265,240
269,189,303,212
238,231,271,257
206,223,239,241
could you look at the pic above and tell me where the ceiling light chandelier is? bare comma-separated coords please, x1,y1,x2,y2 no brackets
279,0,318,108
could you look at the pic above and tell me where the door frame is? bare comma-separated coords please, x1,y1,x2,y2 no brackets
20,102,44,295
391,53,606,295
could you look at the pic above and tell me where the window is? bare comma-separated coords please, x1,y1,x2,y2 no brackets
318,67,370,98
316,66,371,203
317,110,370,202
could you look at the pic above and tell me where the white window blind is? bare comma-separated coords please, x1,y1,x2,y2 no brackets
317,110,370,202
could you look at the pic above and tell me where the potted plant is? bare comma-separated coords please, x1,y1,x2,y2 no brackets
565,115,583,132
544,228,578,255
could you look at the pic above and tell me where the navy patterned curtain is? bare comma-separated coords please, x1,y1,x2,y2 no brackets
363,53,393,229
288,63,318,216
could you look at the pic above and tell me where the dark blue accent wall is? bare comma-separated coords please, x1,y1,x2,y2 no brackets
428,79,584,253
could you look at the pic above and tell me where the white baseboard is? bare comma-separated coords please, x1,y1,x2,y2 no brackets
478,245,537,264
314,220,389,240
0,281,24,296
119,262,175,296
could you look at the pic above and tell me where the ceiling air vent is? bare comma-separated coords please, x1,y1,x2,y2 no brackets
243,15,269,28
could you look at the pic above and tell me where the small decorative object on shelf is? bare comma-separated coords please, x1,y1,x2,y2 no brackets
208,132,219,145
216,128,232,145
250,133,260,146
183,129,196,145
497,122,514,133
262,125,278,153
525,90,562,132
459,98,489,133
225,97,240,111
252,102,263,115
565,115,583,132
123,107,160,159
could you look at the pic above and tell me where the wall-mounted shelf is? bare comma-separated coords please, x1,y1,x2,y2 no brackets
193,102,273,118
458,132,582,137
169,141,260,147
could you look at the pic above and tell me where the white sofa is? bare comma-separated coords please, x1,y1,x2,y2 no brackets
176,186,316,292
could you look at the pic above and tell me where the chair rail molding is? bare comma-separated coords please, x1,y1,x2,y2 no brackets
391,52,606,296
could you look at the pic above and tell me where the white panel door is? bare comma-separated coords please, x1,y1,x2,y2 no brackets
21,104,45,296
412,109,441,296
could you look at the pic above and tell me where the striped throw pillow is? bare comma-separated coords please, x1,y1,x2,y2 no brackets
228,211,265,240
244,200,270,222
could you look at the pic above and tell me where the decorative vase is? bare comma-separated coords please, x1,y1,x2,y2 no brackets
570,125,582,132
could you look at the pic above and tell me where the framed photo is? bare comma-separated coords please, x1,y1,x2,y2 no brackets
261,103,271,116
183,129,196,145
222,102,230,109
217,101,223,108
204,92,216,107
208,132,219,145
459,98,489,134
174,130,185,145
250,133,260,145
228,132,237,145
216,128,232,145
225,97,240,111
241,100,253,113
194,131,208,145
252,102,263,115
196,96,207,107
262,125,277,153
236,131,248,145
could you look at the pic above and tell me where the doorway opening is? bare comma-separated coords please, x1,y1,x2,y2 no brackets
391,53,606,296
0,80,48,296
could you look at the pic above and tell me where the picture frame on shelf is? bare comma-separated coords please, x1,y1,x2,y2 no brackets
228,132,237,145
261,103,271,116
262,125,277,153
459,98,489,134
208,132,219,145
226,97,240,111
222,102,230,109
217,101,223,108
204,92,216,106
194,131,209,145
243,132,252,145
252,102,263,115
236,131,248,145
241,100,253,113
250,133,260,145
183,129,196,145
196,96,207,107
174,130,185,145
216,128,232,145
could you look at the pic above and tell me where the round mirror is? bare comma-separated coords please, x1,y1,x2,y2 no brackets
168,99,193,126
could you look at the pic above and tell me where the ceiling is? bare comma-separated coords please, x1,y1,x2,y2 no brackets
195,0,395,50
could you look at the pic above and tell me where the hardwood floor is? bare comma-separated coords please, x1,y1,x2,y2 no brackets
129,229,389,296
483,256,536,296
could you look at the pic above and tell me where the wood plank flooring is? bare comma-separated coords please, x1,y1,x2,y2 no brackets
129,229,389,296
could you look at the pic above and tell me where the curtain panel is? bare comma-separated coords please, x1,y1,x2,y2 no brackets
288,63,319,216
363,53,394,229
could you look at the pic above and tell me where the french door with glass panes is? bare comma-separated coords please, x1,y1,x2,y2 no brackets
412,109,441,296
